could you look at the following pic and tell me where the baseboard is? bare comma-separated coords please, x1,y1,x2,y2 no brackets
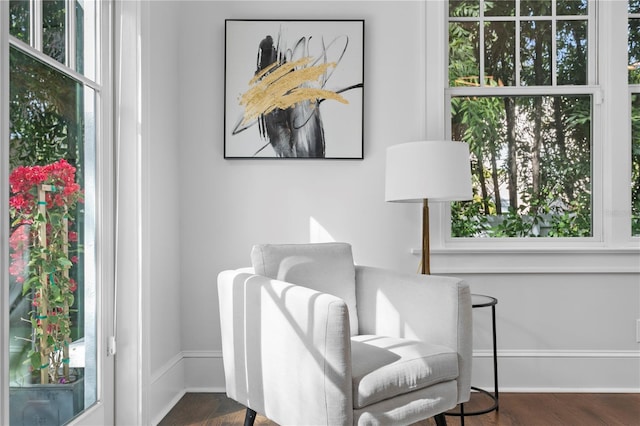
473,349,640,358
185,386,227,393
149,350,226,424
492,387,640,393
182,350,226,392
149,347,640,423
150,352,185,426
151,389,186,426
471,349,640,392
177,349,640,391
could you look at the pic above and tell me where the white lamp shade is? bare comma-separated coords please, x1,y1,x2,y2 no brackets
385,140,473,202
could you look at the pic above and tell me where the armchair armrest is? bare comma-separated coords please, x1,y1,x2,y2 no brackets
217,270,353,425
354,266,472,403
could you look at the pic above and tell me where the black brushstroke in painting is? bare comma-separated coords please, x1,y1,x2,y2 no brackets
256,34,326,158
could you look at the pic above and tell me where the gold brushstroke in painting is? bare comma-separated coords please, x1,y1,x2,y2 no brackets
238,57,348,126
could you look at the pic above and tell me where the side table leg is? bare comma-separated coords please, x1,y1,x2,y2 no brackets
492,304,499,410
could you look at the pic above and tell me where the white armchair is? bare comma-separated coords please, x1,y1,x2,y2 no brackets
217,243,472,426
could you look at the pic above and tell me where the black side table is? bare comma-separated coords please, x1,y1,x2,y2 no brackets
445,294,499,425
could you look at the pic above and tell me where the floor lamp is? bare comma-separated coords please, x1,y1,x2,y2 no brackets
385,141,473,274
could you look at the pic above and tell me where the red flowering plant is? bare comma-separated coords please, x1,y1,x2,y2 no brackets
9,159,83,384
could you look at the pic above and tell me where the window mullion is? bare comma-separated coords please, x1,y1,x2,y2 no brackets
447,84,600,97
480,0,486,86
589,0,598,85
552,0,557,86
515,3,521,86
1,0,11,420
8,36,101,91
67,0,76,70
595,0,629,245
32,0,42,51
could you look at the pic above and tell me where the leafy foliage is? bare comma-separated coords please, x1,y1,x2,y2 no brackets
631,15,640,237
451,197,491,237
632,94,640,236
9,160,83,384
9,47,77,169
8,45,84,385
449,0,593,238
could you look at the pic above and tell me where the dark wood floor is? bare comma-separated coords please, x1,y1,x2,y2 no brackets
158,392,640,426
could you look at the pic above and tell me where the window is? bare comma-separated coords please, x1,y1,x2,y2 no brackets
6,1,102,424
448,0,596,238
630,0,640,236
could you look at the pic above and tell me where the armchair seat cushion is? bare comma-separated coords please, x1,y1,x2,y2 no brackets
351,335,459,409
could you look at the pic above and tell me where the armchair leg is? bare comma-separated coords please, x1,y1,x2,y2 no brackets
434,413,447,426
244,408,257,426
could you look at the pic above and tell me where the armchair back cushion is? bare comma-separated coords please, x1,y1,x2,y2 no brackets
251,242,359,336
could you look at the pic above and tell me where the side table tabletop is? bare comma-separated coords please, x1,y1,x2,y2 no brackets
445,294,499,424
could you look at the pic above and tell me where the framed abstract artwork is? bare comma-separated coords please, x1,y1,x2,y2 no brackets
224,19,365,159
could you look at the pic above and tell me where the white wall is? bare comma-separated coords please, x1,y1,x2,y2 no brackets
148,0,182,376
176,0,430,393
140,0,640,420
147,1,184,422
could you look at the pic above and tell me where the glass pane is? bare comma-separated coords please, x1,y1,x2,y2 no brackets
449,22,480,86
485,0,515,16
520,20,552,86
9,0,30,43
557,20,588,85
521,0,551,16
632,94,640,236
630,19,640,84
557,0,588,16
8,46,96,425
485,20,515,86
451,95,592,238
450,0,480,17
76,0,96,80
631,0,640,14
43,0,66,64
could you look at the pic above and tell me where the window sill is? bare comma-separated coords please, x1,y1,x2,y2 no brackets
412,247,640,274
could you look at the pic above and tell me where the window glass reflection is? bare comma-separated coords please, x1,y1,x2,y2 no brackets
520,20,552,86
485,20,515,86
557,20,588,85
8,46,96,426
557,0,588,16
43,0,66,64
449,21,480,86
451,95,592,238
9,0,30,43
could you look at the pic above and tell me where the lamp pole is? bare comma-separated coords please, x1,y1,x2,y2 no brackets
422,199,430,275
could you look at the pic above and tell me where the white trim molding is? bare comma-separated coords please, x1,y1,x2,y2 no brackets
0,1,9,423
182,350,223,359
114,1,150,423
150,352,185,426
151,347,640,425
416,248,640,274
182,350,226,393
474,349,640,359
149,351,225,425
472,349,640,393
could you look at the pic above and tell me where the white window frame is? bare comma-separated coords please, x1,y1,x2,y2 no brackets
1,1,115,424
630,3,640,239
27,0,78,69
425,0,639,274
1,0,11,419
